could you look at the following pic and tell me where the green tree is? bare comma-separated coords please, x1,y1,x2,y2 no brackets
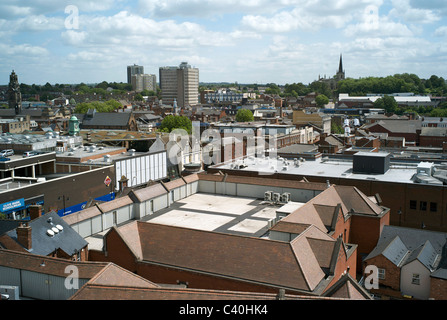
331,122,344,134
73,99,121,113
374,95,398,114
315,94,329,107
134,93,144,101
264,83,281,95
235,109,254,122
159,115,192,134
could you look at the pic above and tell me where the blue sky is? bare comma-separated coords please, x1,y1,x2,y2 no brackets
1,0,446,86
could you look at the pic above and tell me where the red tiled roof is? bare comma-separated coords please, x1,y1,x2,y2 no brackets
182,173,199,183
162,178,186,191
130,183,168,202
97,195,133,213
88,263,159,288
0,249,108,278
70,284,348,300
62,205,101,225
116,221,339,293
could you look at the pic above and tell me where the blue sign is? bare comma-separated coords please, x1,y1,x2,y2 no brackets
1,198,25,213
57,193,116,217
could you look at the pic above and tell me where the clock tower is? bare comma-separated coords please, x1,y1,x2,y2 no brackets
7,70,22,115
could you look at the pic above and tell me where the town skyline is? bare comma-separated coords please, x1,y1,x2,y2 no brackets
1,0,447,86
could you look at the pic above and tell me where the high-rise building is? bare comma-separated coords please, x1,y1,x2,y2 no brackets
131,74,157,92
127,64,144,84
159,62,199,108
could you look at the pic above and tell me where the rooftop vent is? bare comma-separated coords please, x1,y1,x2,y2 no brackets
46,229,54,237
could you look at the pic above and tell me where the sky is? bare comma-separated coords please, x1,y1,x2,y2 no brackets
1,0,447,86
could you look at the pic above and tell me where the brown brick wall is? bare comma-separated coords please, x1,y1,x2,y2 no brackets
88,227,138,273
363,255,401,292
346,212,389,270
429,277,447,300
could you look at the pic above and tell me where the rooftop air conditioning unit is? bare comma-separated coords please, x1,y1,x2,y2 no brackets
264,191,273,201
272,193,280,203
281,192,291,203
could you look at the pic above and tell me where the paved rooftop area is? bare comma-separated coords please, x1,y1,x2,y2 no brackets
85,193,305,250
142,193,280,237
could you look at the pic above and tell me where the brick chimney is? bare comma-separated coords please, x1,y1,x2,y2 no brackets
16,222,32,250
29,205,43,220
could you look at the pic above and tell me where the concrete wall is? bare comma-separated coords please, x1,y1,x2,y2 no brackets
198,180,320,202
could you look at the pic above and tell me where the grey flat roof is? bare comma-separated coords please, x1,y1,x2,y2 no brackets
214,156,422,184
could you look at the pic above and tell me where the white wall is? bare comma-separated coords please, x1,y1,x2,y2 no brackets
198,180,320,202
401,260,431,300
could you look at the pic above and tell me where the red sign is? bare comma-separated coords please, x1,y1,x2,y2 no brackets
104,176,112,186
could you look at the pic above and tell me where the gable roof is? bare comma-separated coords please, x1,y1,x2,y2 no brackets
112,221,340,294
365,226,447,272
81,112,133,127
402,240,438,271
420,127,447,137
275,185,384,236
365,120,422,134
322,273,372,300
368,235,410,267
3,211,88,256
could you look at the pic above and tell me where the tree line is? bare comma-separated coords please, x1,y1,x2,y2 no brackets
337,74,447,96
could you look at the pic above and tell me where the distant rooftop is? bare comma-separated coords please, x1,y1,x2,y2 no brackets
212,153,447,185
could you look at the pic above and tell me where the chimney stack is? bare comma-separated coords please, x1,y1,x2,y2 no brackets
16,222,32,250
29,205,43,220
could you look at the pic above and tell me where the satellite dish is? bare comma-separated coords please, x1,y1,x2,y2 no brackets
56,224,63,231
51,227,59,234
46,229,55,237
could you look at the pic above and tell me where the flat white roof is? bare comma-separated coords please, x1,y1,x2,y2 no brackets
339,93,431,103
216,156,420,184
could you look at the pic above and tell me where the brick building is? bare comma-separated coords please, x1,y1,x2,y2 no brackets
361,119,422,146
92,220,365,298
363,225,447,300
59,173,381,299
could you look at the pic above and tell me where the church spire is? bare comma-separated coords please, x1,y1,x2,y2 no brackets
338,54,343,73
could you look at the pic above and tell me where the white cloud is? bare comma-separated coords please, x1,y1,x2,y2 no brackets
0,0,119,19
344,16,414,38
0,43,49,57
434,26,447,37
60,11,241,49
389,0,441,24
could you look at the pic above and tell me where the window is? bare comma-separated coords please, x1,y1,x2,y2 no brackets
420,201,427,211
412,274,420,285
410,200,417,210
430,202,437,212
378,268,385,280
